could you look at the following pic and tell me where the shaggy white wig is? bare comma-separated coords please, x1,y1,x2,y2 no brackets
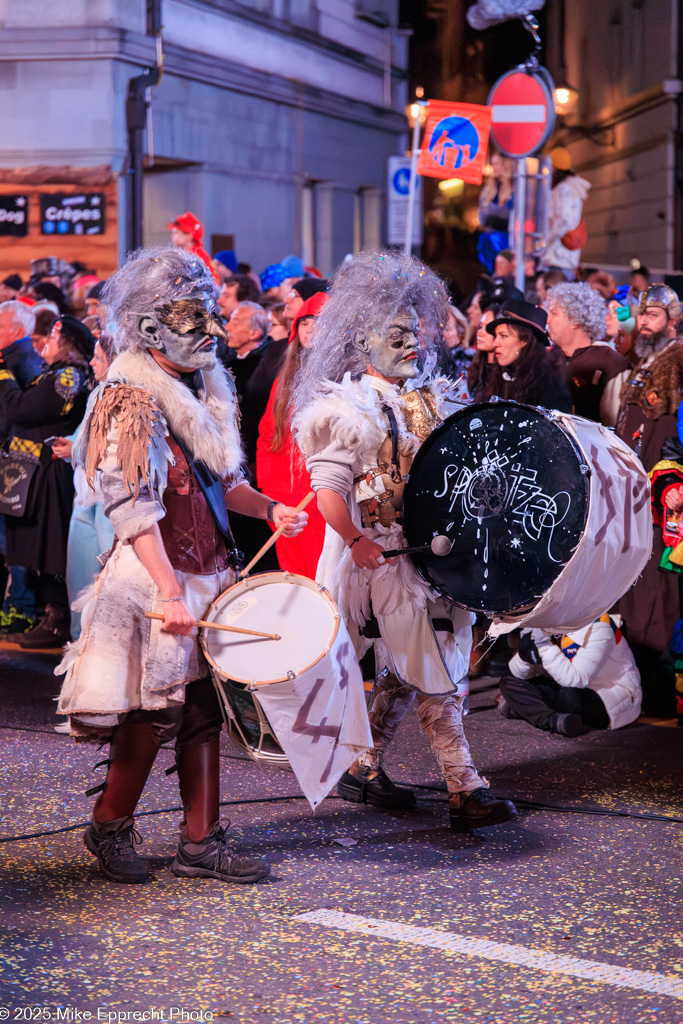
546,282,608,342
291,249,450,419
100,245,218,356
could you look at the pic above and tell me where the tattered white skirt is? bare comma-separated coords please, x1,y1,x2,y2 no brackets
321,521,475,696
56,541,235,735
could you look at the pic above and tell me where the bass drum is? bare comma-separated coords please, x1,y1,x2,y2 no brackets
402,401,651,632
200,571,340,767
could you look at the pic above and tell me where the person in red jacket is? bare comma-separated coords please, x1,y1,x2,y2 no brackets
166,211,219,284
256,292,327,578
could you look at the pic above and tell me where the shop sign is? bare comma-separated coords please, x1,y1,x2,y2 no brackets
40,193,105,235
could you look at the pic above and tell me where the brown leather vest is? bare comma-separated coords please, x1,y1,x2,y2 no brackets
158,436,232,575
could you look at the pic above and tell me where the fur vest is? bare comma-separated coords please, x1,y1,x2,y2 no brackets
75,350,243,492
621,339,683,420
294,372,460,469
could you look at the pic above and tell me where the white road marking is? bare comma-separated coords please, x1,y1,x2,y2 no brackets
294,909,683,1001
492,104,547,123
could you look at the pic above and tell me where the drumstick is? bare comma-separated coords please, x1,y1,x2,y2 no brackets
144,612,280,640
239,490,315,579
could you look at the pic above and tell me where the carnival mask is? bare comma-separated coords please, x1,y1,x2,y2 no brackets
357,306,420,381
136,297,227,370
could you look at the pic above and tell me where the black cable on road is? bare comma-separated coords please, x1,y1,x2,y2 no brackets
1,786,682,844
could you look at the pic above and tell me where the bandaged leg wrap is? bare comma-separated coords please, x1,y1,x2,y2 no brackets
415,692,487,795
356,673,416,771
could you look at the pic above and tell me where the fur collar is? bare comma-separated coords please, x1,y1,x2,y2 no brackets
293,372,460,463
107,350,243,477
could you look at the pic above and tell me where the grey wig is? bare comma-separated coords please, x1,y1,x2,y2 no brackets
291,250,450,419
546,282,608,342
100,245,218,356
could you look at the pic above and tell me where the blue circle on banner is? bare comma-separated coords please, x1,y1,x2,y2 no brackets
43,221,55,233
392,168,411,195
428,116,479,170
57,221,69,233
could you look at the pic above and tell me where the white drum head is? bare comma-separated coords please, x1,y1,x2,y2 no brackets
202,572,339,686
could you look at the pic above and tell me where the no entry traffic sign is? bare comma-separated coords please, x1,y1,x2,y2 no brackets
488,68,555,158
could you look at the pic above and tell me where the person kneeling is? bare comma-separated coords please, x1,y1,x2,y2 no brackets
498,617,642,736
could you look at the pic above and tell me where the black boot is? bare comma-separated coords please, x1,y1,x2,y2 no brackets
449,788,517,832
545,712,587,737
337,766,417,810
172,823,270,883
84,815,148,883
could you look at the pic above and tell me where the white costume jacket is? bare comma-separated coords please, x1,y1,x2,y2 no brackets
295,372,474,695
508,617,642,730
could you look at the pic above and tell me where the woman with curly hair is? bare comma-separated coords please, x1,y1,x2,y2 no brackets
487,299,572,412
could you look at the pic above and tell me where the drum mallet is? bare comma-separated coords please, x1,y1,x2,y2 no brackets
239,490,315,579
144,612,280,641
382,535,452,559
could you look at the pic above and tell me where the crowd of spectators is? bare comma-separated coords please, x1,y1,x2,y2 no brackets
1,204,681,734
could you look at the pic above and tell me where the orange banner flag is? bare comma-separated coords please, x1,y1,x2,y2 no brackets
417,100,492,185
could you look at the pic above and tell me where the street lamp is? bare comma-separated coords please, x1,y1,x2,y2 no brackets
405,86,428,129
554,81,579,118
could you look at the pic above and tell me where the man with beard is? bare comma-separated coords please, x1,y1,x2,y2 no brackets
616,284,683,711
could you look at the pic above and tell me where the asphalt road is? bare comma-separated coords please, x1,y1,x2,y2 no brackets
0,647,682,1024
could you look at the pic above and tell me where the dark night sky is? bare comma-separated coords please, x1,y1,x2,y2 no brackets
399,0,549,98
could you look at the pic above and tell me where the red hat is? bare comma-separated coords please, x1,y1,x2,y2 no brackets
166,211,204,243
288,291,328,344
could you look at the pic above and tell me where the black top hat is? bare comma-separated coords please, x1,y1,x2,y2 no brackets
486,298,550,347
57,315,96,360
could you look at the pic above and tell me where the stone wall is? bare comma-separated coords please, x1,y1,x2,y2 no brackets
0,0,408,275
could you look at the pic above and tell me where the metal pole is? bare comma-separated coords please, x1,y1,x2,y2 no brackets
403,105,424,255
513,157,527,293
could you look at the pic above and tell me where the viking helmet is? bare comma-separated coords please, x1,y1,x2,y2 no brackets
638,283,681,317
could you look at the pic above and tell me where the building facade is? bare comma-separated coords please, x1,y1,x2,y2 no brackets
0,0,408,277
546,0,683,274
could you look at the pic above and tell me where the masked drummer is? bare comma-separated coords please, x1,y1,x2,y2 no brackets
291,250,516,832
56,247,306,885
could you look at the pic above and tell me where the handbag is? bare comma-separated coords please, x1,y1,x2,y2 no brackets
561,218,587,251
0,440,42,517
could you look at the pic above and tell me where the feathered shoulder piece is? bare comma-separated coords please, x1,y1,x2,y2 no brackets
413,373,469,420
293,373,388,460
75,380,172,503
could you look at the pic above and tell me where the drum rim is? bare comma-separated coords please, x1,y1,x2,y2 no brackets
403,399,591,615
200,570,341,687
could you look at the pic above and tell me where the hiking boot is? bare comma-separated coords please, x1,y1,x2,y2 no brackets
172,823,270,884
18,605,70,649
449,787,517,832
337,766,416,810
84,815,148,884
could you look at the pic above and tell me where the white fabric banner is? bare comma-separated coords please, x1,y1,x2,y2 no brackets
255,619,372,809
489,416,652,636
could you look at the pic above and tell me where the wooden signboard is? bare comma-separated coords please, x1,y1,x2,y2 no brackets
0,195,29,237
0,166,119,283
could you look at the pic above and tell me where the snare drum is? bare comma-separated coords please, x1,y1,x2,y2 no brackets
200,571,342,766
402,401,652,633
